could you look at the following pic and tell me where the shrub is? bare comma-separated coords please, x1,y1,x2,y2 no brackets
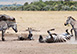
62,5,71,11
24,5,40,11
0,1,77,11
42,5,51,11
70,5,77,11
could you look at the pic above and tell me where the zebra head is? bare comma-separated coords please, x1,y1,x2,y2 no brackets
64,16,76,26
0,14,18,33
7,17,18,33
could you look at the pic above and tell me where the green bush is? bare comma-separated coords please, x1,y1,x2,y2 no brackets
62,5,71,11
50,6,55,11
24,5,40,11
42,5,51,11
0,1,77,11
70,5,77,11
54,4,63,11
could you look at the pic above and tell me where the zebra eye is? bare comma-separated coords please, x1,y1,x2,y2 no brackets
13,18,15,21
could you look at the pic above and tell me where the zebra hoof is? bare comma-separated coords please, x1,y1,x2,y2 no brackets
2,38,5,41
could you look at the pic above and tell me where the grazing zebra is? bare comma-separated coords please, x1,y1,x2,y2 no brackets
39,29,72,43
0,14,18,41
64,16,77,40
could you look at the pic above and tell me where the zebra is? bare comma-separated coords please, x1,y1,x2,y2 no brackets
0,14,18,41
39,29,73,43
64,16,77,40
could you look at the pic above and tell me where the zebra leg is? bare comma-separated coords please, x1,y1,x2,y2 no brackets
39,35,45,43
70,29,73,36
28,30,33,40
2,30,5,41
74,30,77,40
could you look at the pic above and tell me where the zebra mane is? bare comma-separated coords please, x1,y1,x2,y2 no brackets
68,16,76,21
0,14,15,22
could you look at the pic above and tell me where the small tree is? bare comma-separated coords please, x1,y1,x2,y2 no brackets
42,5,51,11
64,0,70,1
24,2,28,6
13,3,17,6
39,0,43,2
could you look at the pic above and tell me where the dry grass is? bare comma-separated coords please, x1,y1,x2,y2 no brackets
0,11,77,33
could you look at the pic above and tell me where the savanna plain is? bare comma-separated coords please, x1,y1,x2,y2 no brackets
0,11,77,54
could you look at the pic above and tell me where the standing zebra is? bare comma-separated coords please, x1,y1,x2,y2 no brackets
0,14,18,41
64,16,77,40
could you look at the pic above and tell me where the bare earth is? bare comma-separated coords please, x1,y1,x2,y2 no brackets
0,11,77,54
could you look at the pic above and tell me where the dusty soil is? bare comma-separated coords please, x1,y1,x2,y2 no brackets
0,34,77,54
0,11,77,54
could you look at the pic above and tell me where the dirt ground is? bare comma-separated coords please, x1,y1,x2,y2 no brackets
0,11,77,54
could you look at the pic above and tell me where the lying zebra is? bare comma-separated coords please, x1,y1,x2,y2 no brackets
18,28,34,40
18,27,40,40
39,29,73,43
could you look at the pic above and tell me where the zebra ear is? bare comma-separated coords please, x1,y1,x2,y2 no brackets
69,16,72,18
0,16,7,21
1,16,4,18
